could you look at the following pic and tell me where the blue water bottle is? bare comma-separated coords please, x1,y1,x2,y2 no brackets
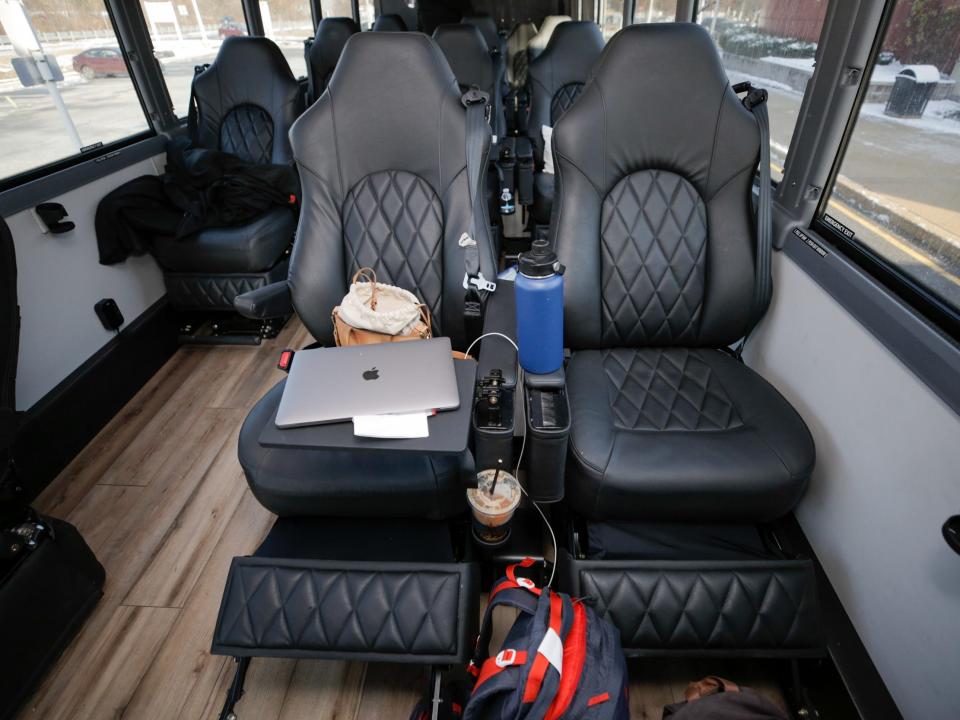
515,239,565,374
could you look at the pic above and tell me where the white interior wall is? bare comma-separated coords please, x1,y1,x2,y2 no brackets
746,252,960,720
6,156,166,410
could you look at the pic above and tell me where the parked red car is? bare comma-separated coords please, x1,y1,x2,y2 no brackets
72,47,127,80
218,17,246,38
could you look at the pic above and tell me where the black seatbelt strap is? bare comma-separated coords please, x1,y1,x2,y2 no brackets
733,82,771,358
187,63,209,146
461,87,497,344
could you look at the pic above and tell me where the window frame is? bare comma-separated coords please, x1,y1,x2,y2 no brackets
0,0,160,192
811,0,960,344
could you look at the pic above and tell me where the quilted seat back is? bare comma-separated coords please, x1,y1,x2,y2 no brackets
287,33,498,349
552,24,762,350
192,36,303,165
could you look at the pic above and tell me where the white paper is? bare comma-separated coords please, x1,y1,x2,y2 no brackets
353,412,430,439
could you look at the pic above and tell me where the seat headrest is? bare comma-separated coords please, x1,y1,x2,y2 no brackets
460,13,499,52
541,20,604,58
590,23,728,114
528,15,571,53
324,31,457,109
204,35,294,87
372,13,407,32
432,24,494,92
311,17,359,71
554,23,756,200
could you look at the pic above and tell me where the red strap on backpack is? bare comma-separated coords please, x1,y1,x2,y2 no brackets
544,601,588,720
490,558,542,601
473,649,529,690
523,591,564,703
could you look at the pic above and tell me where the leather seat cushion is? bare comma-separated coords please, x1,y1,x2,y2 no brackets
239,381,471,519
152,207,295,273
566,348,814,522
533,172,554,225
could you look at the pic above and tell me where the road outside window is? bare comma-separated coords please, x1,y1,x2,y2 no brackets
0,0,150,182
319,0,352,19
825,0,960,317
634,1,676,24
137,0,247,119
698,0,827,183
357,0,374,30
261,0,313,78
600,0,624,40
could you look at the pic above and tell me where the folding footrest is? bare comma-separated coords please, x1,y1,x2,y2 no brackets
212,557,480,664
559,550,822,658
165,259,288,311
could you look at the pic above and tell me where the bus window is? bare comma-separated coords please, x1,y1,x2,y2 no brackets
633,1,677,24
260,1,313,78
320,0,353,19
824,1,960,318
0,1,150,182
600,0,625,40
698,0,828,182
357,0,375,30
137,0,247,119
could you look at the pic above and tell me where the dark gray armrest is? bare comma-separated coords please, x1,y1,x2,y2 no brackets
524,367,565,390
477,280,517,388
234,281,292,319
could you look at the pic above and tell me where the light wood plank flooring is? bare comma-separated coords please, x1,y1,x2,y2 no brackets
20,317,788,719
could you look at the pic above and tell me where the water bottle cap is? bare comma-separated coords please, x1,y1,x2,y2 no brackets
518,239,565,278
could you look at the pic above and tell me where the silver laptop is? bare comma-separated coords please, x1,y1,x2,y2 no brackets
275,337,460,428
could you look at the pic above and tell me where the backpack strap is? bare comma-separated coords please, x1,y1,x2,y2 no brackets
469,561,542,677
732,81,772,355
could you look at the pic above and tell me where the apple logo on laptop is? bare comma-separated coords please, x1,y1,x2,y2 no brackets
362,367,379,381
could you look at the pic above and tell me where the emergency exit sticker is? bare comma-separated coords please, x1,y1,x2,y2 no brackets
822,213,855,240
793,228,828,258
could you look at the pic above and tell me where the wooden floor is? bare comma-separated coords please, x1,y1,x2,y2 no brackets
22,317,789,719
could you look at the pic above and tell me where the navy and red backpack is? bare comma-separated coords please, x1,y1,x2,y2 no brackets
463,559,630,720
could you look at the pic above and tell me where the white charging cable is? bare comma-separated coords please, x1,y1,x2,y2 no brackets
466,331,558,587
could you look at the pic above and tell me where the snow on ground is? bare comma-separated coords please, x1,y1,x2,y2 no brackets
861,99,960,138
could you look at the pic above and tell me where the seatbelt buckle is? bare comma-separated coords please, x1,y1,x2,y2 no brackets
463,271,496,293
461,86,491,123
734,81,768,109
744,87,768,109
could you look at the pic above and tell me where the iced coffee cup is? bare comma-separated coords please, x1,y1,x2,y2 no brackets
467,470,521,545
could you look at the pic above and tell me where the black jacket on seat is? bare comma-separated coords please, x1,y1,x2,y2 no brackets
153,36,301,297
306,17,359,104
239,33,498,518
526,21,604,224
552,24,814,522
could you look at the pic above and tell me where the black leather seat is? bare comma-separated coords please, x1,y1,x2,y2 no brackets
552,24,815,523
433,24,507,138
306,17,359,104
238,33,498,518
372,13,407,31
526,21,604,225
155,36,301,311
379,0,419,31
